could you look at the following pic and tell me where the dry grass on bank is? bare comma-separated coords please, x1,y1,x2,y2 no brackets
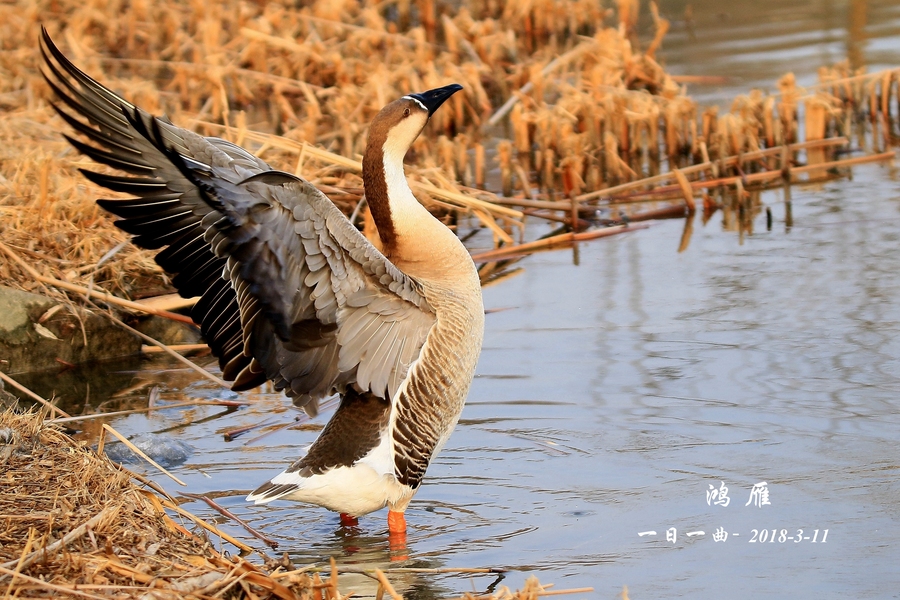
0,409,316,598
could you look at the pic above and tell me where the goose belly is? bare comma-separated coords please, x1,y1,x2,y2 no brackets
271,463,411,517
251,431,416,517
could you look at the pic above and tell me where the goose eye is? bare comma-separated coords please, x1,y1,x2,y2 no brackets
403,107,411,117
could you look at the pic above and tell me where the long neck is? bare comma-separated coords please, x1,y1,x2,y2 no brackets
362,143,430,252
362,140,476,282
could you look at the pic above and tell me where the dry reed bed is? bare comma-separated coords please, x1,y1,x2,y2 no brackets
0,0,897,299
0,409,591,599
0,409,315,598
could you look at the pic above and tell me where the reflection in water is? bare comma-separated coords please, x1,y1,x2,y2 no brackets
847,0,869,71
659,0,899,107
13,354,148,414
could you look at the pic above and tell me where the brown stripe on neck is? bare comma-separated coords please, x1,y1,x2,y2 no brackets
362,118,397,251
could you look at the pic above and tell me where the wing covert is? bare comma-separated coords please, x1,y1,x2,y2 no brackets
186,169,437,407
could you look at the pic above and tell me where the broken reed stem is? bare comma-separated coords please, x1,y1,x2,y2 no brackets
243,418,302,446
96,425,107,456
50,399,246,424
452,587,595,600
222,417,279,441
158,498,255,554
786,150,895,174
134,294,199,312
611,150,895,203
182,493,279,549
488,197,575,210
201,563,245,597
270,566,324,579
330,557,339,600
101,423,187,487
536,588,596,596
374,570,403,600
522,208,590,228
140,343,210,354
471,223,650,262
672,169,696,211
115,464,180,506
0,371,70,418
576,137,849,202
328,567,507,575
629,204,689,222
270,565,510,581
413,181,524,218
0,505,117,572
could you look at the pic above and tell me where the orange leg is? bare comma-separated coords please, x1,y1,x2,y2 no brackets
339,513,359,527
387,510,407,534
387,510,408,561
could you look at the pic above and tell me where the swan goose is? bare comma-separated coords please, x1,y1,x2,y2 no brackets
39,27,484,535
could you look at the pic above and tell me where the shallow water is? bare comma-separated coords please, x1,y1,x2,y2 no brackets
658,0,900,106
19,3,900,598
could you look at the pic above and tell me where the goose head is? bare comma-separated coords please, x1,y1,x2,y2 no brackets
362,84,463,254
368,83,462,164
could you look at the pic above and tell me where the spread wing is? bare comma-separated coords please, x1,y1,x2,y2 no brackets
39,28,436,412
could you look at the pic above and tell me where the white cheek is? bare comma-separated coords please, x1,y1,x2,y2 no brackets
383,117,426,159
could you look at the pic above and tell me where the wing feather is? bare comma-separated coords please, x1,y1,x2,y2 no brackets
41,28,436,409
